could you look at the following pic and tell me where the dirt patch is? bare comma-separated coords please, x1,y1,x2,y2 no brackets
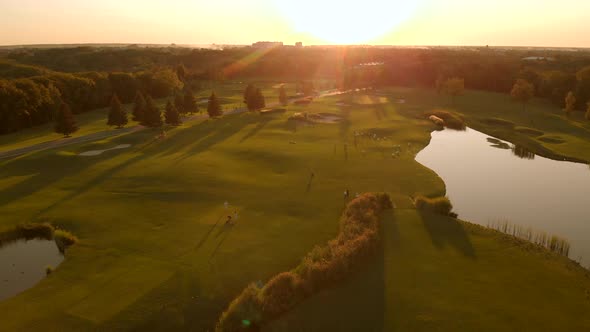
79,144,132,157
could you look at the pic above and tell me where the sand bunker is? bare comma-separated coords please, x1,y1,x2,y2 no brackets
79,144,132,156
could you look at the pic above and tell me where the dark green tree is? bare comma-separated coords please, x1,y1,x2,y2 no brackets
254,88,266,110
54,103,78,137
141,96,163,127
184,89,198,114
132,91,146,122
207,92,222,118
174,92,185,114
244,84,257,111
107,94,128,128
176,64,187,82
165,100,182,126
279,85,288,106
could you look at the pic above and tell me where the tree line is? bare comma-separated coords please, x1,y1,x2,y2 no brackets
3,45,590,135
0,68,183,135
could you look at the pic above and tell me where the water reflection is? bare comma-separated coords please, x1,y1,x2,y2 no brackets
0,239,63,301
511,145,535,160
416,127,590,267
487,138,511,150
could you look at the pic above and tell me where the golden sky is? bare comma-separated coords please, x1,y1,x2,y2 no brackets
1,0,589,47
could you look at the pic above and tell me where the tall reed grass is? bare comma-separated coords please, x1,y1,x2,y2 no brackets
487,220,570,257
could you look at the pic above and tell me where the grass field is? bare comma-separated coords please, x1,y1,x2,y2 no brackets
0,84,589,331
385,87,590,163
0,81,293,153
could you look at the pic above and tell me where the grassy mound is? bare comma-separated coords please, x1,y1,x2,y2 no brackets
216,193,393,331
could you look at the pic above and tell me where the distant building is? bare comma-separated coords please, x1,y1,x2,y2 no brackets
252,41,283,49
522,56,555,61
295,42,303,48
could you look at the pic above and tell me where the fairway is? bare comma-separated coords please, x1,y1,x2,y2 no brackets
0,86,589,331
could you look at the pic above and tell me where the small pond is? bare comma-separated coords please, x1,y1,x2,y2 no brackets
0,239,64,301
416,127,590,267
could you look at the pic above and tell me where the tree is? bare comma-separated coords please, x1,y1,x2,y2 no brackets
54,103,78,137
108,72,140,103
184,89,198,114
279,85,288,106
511,79,535,110
174,93,185,114
107,94,128,128
444,78,465,104
244,84,257,111
207,92,222,118
141,96,163,128
132,91,146,122
176,64,187,82
565,91,576,114
302,81,315,96
254,88,266,110
165,100,182,126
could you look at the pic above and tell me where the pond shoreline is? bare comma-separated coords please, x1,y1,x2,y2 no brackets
468,122,589,164
417,127,590,268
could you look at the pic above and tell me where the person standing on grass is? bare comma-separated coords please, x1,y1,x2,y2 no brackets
224,201,229,210
344,189,350,200
233,210,239,221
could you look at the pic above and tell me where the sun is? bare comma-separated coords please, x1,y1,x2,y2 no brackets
275,0,420,44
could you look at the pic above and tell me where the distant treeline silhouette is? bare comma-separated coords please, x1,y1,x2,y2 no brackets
2,46,590,134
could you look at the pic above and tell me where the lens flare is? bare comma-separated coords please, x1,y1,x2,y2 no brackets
275,0,420,44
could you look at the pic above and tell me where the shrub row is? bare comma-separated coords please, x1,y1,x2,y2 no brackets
216,193,393,332
413,195,457,218
0,222,78,253
425,110,466,130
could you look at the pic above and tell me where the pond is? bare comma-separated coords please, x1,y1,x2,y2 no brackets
0,239,64,301
416,127,590,267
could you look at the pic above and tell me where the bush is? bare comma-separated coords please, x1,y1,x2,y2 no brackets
426,110,466,130
414,195,455,216
261,272,302,317
53,229,78,253
216,283,263,332
16,223,55,240
216,193,393,331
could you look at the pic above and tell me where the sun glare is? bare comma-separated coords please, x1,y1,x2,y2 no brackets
275,0,421,44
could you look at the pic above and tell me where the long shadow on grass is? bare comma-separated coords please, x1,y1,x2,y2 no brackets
172,114,258,164
419,212,476,258
34,151,151,216
195,216,223,251
0,153,95,208
209,223,235,261
240,117,272,143
267,214,389,332
339,107,351,141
